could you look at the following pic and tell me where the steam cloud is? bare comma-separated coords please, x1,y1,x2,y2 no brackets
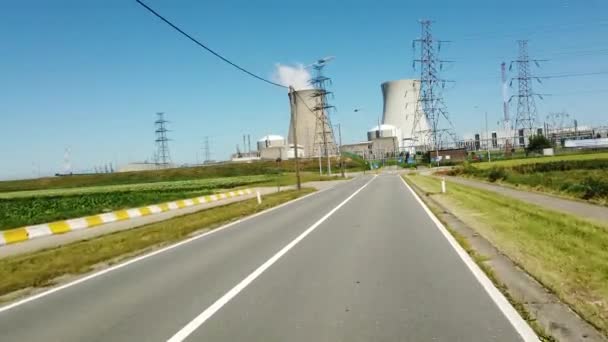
272,63,312,90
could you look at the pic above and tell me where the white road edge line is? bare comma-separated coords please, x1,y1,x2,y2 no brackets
399,175,539,342
0,177,361,314
166,175,377,342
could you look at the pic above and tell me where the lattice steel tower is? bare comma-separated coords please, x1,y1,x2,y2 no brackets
203,136,211,163
510,40,543,134
310,57,338,174
412,20,455,153
154,112,171,166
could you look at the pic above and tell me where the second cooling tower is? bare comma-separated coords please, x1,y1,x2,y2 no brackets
381,79,430,149
287,89,337,158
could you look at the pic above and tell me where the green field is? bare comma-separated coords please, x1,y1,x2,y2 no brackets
0,172,342,230
0,175,277,230
474,151,608,169
405,173,608,335
0,157,364,193
448,154,608,205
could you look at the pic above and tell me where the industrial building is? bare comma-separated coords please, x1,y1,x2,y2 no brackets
341,136,399,160
257,135,287,160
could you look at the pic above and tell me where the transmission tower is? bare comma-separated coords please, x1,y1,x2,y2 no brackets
63,147,72,174
203,136,211,163
154,112,171,166
310,56,338,175
411,20,456,156
510,40,545,139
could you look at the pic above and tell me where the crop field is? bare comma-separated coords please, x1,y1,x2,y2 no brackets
0,157,365,193
0,175,274,230
448,156,608,205
0,175,274,199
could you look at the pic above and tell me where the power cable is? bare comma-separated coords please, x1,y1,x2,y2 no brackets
540,71,608,79
134,0,287,89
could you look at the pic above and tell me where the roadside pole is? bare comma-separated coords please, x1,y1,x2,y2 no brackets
289,86,302,190
337,123,345,178
485,111,491,163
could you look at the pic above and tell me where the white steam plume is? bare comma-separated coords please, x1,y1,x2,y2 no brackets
272,63,312,90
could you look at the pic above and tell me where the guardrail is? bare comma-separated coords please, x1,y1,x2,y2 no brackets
0,189,253,246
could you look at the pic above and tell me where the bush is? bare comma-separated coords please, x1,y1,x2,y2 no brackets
487,167,508,182
526,135,552,155
512,159,608,174
580,177,608,200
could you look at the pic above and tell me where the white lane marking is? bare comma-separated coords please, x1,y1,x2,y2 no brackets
399,176,538,341
166,175,377,342
0,177,366,315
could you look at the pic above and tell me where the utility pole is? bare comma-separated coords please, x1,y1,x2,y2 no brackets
501,62,513,156
289,86,302,190
337,123,345,177
485,111,491,162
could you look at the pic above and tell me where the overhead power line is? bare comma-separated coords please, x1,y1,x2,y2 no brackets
540,71,608,79
134,0,287,89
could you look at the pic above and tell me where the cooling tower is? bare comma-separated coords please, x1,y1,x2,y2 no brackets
288,89,337,158
381,79,430,149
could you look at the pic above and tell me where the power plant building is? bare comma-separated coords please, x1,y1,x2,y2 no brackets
257,135,286,151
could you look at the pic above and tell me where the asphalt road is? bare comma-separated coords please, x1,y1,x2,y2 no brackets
0,174,533,341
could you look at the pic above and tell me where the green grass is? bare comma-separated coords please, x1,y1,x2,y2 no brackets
0,188,315,298
406,173,608,335
475,151,608,169
0,157,365,193
0,175,274,199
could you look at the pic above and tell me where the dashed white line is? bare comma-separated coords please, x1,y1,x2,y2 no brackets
166,175,377,342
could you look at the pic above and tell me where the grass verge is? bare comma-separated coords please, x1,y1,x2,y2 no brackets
0,188,315,298
405,173,608,336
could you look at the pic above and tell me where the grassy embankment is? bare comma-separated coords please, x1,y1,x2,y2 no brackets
0,188,314,298
447,153,608,206
405,173,608,335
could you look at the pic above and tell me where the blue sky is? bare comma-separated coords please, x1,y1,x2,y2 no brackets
1,0,607,179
